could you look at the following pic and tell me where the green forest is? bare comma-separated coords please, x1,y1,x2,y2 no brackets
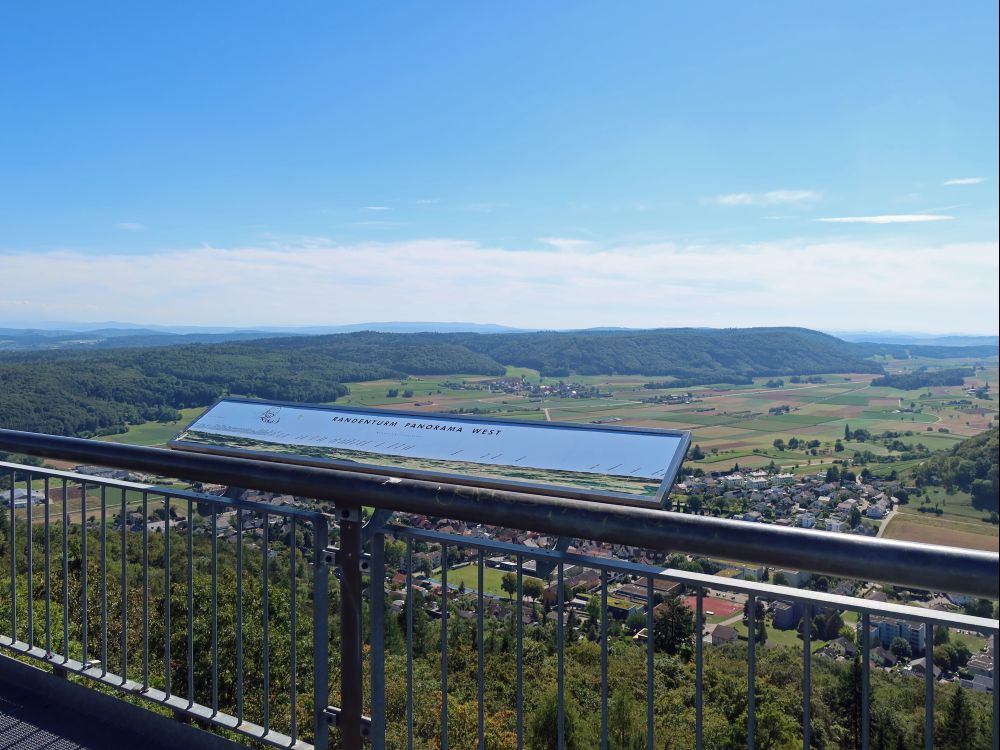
1,327,996,440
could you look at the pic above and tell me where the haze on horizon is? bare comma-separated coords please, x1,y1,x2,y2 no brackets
1,3,997,335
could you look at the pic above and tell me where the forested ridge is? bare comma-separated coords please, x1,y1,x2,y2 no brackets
0,326,994,439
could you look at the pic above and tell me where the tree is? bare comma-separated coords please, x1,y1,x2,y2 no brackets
522,577,545,602
501,572,518,601
890,637,911,660
933,625,951,646
689,444,705,460
934,643,963,672
849,506,862,528
398,596,431,657
771,571,788,587
528,687,583,750
844,424,852,441
773,439,786,451
625,609,646,634
835,440,845,452
938,686,976,750
963,598,993,618
826,465,841,483
608,689,643,750
653,596,694,657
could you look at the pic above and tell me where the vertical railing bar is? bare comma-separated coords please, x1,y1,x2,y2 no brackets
187,497,195,707
262,512,270,731
862,612,870,750
696,587,704,750
748,593,756,750
802,603,812,750
646,576,654,750
288,517,297,743
557,562,565,750
992,631,998,750
406,538,414,750
311,517,330,750
235,507,244,724
600,569,609,750
44,476,51,656
924,620,933,750
27,472,33,646
81,480,88,665
100,484,107,675
370,529,385,750
516,553,524,750
477,550,485,750
120,487,127,684
440,543,449,750
163,493,171,697
211,505,218,714
142,490,149,689
8,470,14,642
61,481,69,663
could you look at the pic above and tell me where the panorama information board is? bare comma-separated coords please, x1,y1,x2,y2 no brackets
169,398,691,505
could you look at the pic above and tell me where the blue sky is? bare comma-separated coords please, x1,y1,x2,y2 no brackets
1,2,997,332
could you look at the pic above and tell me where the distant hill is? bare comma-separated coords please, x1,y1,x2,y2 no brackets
0,321,530,351
831,331,999,348
0,327,299,351
0,326,996,439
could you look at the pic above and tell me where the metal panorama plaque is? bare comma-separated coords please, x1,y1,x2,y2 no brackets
169,398,691,506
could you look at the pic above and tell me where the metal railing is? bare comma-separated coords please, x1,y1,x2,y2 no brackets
1,428,999,750
1,460,330,749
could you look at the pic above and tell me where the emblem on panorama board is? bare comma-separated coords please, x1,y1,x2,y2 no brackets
259,406,282,424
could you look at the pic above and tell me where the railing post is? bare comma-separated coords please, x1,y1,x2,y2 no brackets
337,504,364,750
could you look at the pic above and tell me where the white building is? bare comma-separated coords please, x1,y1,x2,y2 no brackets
2,488,47,508
861,616,926,655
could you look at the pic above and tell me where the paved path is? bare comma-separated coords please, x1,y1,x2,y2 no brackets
876,508,898,538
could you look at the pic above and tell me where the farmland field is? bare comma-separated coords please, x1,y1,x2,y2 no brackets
883,514,998,552
95,362,998,480
96,407,206,446
85,358,998,549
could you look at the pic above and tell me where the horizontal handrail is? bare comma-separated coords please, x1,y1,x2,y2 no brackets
391,525,1000,634
1,428,998,598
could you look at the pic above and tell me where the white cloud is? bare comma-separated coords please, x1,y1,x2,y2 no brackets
115,222,145,231
714,190,821,206
538,237,592,251
363,206,391,211
818,214,953,224
944,177,985,186
1,237,995,334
